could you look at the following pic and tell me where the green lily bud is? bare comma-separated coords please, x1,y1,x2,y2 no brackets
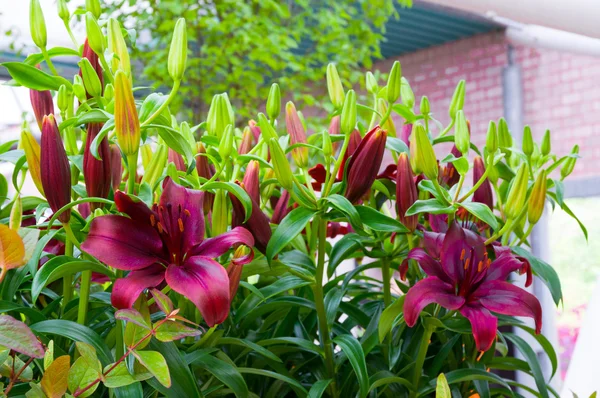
180,121,195,150
505,163,529,220
268,138,294,191
141,144,168,187
454,110,470,155
212,189,228,236
497,117,513,150
340,89,357,136
377,98,396,138
286,101,308,168
257,113,278,140
29,0,47,49
266,83,281,120
561,145,579,180
522,125,534,157
322,130,333,159
414,124,438,180
366,71,378,95
57,85,70,113
219,125,234,160
222,92,234,125
85,12,105,56
114,70,140,156
207,94,232,138
104,83,114,102
541,129,551,156
73,75,87,102
165,162,179,183
108,18,131,77
78,58,103,98
9,195,22,231
486,120,498,153
420,96,430,115
528,170,547,224
326,63,345,109
167,18,187,82
21,129,44,196
409,129,420,175
85,0,101,18
57,0,69,21
487,163,499,184
400,77,414,109
448,80,466,120
140,144,152,169
386,61,401,103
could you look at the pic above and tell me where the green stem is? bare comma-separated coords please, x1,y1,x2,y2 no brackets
62,228,74,314
515,224,534,246
77,270,92,325
368,93,378,130
381,257,392,363
323,133,351,196
432,178,450,205
41,47,59,76
379,104,393,126
127,153,138,195
452,174,465,202
438,118,455,138
63,19,79,49
98,54,114,84
411,325,434,397
484,218,514,246
141,80,181,128
457,167,490,203
493,182,505,221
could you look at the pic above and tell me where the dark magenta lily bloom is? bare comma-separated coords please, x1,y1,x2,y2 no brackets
401,222,541,351
81,178,254,326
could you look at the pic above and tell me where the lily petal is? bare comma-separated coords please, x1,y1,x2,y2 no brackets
404,276,465,327
484,253,528,283
165,256,230,327
440,222,469,284
192,227,255,261
111,264,165,309
406,248,452,284
114,190,156,225
459,304,498,351
81,215,164,270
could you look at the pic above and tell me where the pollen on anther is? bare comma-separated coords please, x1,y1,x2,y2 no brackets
464,257,471,270
150,214,156,226
183,209,191,217
178,218,184,232
460,249,466,260
157,222,164,234
477,261,483,272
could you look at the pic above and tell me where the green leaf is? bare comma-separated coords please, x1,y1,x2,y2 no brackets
0,315,45,358
201,181,253,223
307,379,332,398
41,355,70,398
190,354,249,398
378,295,405,343
1,62,71,91
418,180,452,203
267,207,315,261
25,228,60,276
333,334,369,398
103,362,137,388
154,321,201,342
259,337,324,356
441,153,468,175
406,199,456,216
238,368,307,396
512,247,562,305
75,342,100,369
355,205,408,233
132,350,171,388
504,333,549,398
386,136,409,154
323,194,363,231
459,202,498,230
559,198,588,240
115,309,151,329
217,337,282,363
68,357,101,397
514,324,558,378
418,369,511,396
149,124,195,162
368,371,412,393
150,288,174,315
435,373,451,398
328,233,365,278
147,340,202,398
24,47,81,65
18,228,40,264
139,93,168,123
325,287,344,327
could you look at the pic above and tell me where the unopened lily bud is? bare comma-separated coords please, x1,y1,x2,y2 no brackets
329,115,340,137
57,0,70,21
228,246,253,298
366,71,378,95
326,63,344,109
114,70,140,156
396,153,417,231
140,144,152,169
9,195,22,230
84,123,112,209
387,61,402,103
409,129,420,174
266,83,281,120
473,156,493,210
340,89,357,136
73,75,87,102
141,144,167,187
179,121,195,150
400,77,414,109
414,124,438,180
207,94,232,138
21,129,44,195
528,170,547,224
86,0,101,18
239,127,254,155
29,88,54,130
268,138,294,191
108,18,131,77
561,145,579,180
541,130,551,156
41,115,71,223
497,117,512,153
322,130,332,159
219,125,234,160
420,96,430,115
505,163,529,220
522,125,534,158
168,18,187,81
78,58,103,98
168,148,186,172
257,113,277,141
486,120,498,153
230,186,271,254
454,110,470,155
271,190,291,225
448,80,466,120
29,0,46,49
338,129,362,181
377,98,396,138
487,163,499,184
110,144,122,191
85,12,105,56
165,162,179,183
57,85,70,113
212,189,228,236
243,160,260,204
104,83,114,102
196,143,215,213
285,101,308,168
80,39,104,98
345,126,387,204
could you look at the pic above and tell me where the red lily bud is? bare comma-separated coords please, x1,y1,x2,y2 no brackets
285,102,308,168
40,115,71,223
271,189,290,224
230,185,272,254
248,120,261,142
227,245,252,299
473,156,493,210
29,86,54,130
400,123,412,145
168,148,186,172
243,160,260,204
327,222,352,238
396,153,418,231
79,39,104,99
196,143,215,214
344,126,387,204
83,123,111,209
337,129,362,180
238,127,254,155
110,144,122,192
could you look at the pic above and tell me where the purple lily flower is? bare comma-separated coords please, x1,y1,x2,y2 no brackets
401,222,541,351
81,177,255,327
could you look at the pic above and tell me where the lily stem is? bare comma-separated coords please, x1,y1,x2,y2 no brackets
41,47,59,76
77,270,92,325
127,153,137,195
457,166,490,203
381,256,392,363
62,229,74,314
411,324,434,397
141,79,180,128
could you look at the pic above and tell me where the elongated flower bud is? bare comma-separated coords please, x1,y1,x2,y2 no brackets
522,125,534,158
366,71,378,95
108,18,131,77
80,39,104,96
420,96,430,115
268,138,294,191
9,195,22,230
285,101,308,168
29,88,54,130
85,12,105,56
396,153,417,231
40,115,71,223
266,83,281,120
21,129,44,195
230,187,271,254
257,113,277,141
57,0,69,21
110,144,122,191
473,156,493,210
228,246,253,299
86,0,101,18
57,85,70,113
400,76,414,108
541,130,551,156
326,63,344,109
29,0,46,49
561,145,579,180
486,121,498,153
207,94,232,138
505,163,529,220
243,160,260,204
345,126,387,204
73,75,87,103
196,143,215,214
338,129,362,181
168,18,187,81
377,98,396,138
238,127,254,155
248,120,261,141
454,110,470,155
141,144,167,187
212,189,228,236
168,148,186,172
78,58,103,98
340,89,357,136
414,125,438,180
114,70,140,156
271,190,290,224
387,61,401,103
497,117,512,153
329,115,340,137
219,125,234,160
84,123,111,209
322,130,333,159
400,123,412,146
528,170,547,224
140,144,152,169
448,80,465,120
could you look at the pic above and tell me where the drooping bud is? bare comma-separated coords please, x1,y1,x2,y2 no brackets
420,96,430,115
110,144,123,191
40,115,71,223
114,70,140,156
73,75,87,103
344,126,387,204
78,58,103,98
340,89,357,136
522,125,534,158
57,0,69,21
20,129,44,195
528,170,547,224
29,88,54,130
285,101,308,168
266,83,281,120
108,18,131,77
238,127,254,155
167,18,187,82
9,195,22,230
243,161,260,204
366,71,378,95
505,163,529,220
448,80,466,120
268,138,294,191
386,61,402,104
85,12,105,57
396,153,417,231
196,143,215,214
454,110,470,155
85,0,101,18
377,98,396,138
561,145,579,180
326,63,345,109
29,0,47,49
219,125,234,161
414,124,438,180
271,190,290,225
486,120,498,154
400,77,414,109
168,148,186,172
141,144,167,187
541,130,551,156
472,156,493,210
83,123,111,209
